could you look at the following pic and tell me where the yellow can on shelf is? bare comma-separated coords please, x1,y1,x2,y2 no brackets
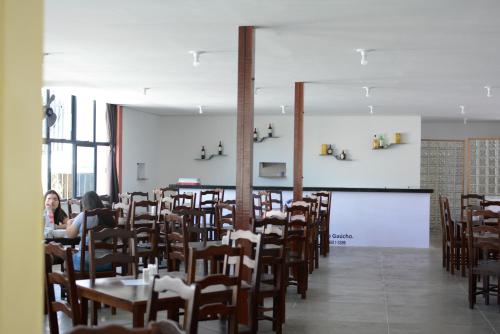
394,132,401,144
321,144,328,155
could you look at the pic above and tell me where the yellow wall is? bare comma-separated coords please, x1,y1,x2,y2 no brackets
0,0,44,332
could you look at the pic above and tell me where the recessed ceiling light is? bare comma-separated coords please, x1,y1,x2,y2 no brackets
484,86,492,97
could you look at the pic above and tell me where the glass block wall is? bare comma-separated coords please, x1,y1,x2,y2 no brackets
421,140,464,231
468,139,500,196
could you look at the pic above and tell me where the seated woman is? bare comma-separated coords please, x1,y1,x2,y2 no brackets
44,190,69,228
66,191,114,272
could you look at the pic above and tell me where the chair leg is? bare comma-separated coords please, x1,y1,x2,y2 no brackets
450,247,455,275
468,272,474,309
484,275,490,305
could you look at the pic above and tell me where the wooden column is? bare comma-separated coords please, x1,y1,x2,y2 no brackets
235,26,255,230
293,82,304,201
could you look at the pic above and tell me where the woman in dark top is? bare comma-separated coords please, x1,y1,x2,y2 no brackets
44,190,69,228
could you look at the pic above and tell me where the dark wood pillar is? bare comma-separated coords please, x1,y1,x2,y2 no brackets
235,26,255,230
293,82,304,201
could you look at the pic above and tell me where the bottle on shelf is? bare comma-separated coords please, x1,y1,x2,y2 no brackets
372,135,379,149
340,150,346,160
253,128,258,142
201,146,206,159
268,123,273,137
218,141,223,155
379,134,385,148
321,144,328,155
327,145,333,155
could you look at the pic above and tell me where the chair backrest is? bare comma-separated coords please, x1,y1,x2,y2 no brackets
461,193,485,220
442,196,455,244
263,190,283,211
164,213,189,272
199,189,222,209
252,215,289,243
172,193,196,211
146,274,200,334
45,242,81,334
301,197,319,222
129,191,149,202
129,200,158,230
154,187,178,201
227,230,262,288
186,245,243,325
438,195,447,237
68,198,83,218
253,193,265,219
135,223,160,267
99,195,112,208
70,321,187,334
79,208,119,275
312,191,331,219
173,208,207,243
481,200,500,210
88,227,137,284
215,201,236,236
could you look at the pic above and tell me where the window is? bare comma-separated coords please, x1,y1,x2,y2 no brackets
42,89,112,199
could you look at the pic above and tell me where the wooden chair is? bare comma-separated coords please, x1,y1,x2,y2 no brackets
129,200,160,266
187,245,243,334
68,198,83,219
438,195,447,269
285,204,310,299
227,230,263,334
312,191,331,257
443,197,466,276
45,242,82,334
252,215,288,333
481,200,500,210
461,194,485,221
164,213,189,272
302,196,320,273
87,226,138,325
199,189,222,232
146,274,200,334
215,201,236,240
99,195,112,208
75,208,119,279
466,209,500,310
70,320,189,334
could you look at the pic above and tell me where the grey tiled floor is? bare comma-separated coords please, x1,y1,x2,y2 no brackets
46,234,500,333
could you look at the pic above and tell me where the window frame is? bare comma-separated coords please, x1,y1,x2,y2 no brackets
43,92,111,198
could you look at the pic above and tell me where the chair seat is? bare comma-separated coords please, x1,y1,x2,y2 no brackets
472,261,500,276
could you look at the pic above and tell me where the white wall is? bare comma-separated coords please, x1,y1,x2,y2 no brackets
422,120,500,140
122,108,162,195
123,111,422,189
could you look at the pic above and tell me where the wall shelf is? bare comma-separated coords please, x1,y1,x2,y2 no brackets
254,136,280,143
319,154,350,161
372,143,404,150
195,154,227,161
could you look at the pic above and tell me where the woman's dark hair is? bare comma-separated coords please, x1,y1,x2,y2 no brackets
44,190,68,225
82,191,114,227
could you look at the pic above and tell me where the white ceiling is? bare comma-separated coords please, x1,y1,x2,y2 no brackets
44,0,500,120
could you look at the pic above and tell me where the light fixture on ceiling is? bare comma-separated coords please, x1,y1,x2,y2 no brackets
280,105,286,114
459,105,465,115
484,86,492,97
356,49,369,66
362,86,372,98
143,87,151,96
198,105,203,114
189,51,202,67
368,105,374,114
